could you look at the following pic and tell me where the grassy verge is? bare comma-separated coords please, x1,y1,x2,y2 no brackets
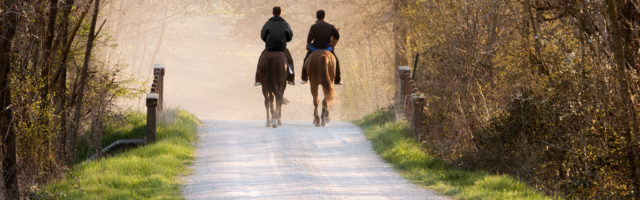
355,110,558,200
75,112,147,161
42,109,199,199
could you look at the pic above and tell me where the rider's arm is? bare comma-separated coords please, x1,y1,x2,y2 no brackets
261,22,269,42
285,22,293,42
331,26,340,41
330,26,340,48
306,26,314,50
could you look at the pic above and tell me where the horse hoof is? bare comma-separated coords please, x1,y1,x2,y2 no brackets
272,125,277,128
278,120,282,126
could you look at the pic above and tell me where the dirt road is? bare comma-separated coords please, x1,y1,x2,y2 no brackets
182,121,446,199
106,10,444,199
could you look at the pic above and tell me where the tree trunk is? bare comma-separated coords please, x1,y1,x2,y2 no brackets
607,0,640,197
393,0,408,66
0,0,20,198
524,0,548,75
42,0,59,98
68,0,100,165
55,0,75,162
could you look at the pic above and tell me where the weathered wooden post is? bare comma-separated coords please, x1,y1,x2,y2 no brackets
405,80,416,115
410,94,426,139
397,66,411,110
153,64,165,113
396,66,411,116
146,93,158,144
151,83,157,93
401,73,411,116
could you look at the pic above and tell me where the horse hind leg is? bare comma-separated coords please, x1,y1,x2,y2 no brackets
321,99,330,126
276,96,283,126
269,93,277,128
264,95,271,127
311,84,320,127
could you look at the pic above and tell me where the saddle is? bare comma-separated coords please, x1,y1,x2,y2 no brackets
308,44,333,52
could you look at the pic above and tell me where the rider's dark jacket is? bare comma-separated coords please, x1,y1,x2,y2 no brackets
261,16,293,51
307,20,340,49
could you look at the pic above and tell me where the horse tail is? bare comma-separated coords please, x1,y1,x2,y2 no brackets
270,54,289,108
268,56,279,103
320,52,336,106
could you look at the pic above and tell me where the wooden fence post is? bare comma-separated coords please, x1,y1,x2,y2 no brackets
396,66,411,117
153,64,165,113
397,65,426,139
146,93,158,144
410,94,426,140
405,79,416,116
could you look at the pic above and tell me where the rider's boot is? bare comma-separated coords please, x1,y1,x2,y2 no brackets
284,49,295,86
287,63,295,86
332,51,342,85
254,70,261,86
300,50,311,85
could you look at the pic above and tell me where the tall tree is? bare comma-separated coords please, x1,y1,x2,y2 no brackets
68,0,100,164
393,0,408,66
42,0,59,96
607,0,640,196
54,0,76,161
0,0,21,198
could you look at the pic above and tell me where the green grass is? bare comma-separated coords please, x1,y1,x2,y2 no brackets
75,112,147,161
42,109,199,199
355,110,559,200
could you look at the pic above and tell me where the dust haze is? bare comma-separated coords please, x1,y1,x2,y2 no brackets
101,0,395,121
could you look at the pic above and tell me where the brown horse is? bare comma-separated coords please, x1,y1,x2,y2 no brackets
257,50,288,128
304,50,336,126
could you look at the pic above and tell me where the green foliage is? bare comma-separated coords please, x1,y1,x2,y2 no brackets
355,110,556,200
40,109,199,199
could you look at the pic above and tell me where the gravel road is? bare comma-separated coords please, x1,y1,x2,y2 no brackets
182,120,446,200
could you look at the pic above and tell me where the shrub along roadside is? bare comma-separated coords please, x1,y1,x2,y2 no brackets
40,110,199,199
354,109,559,200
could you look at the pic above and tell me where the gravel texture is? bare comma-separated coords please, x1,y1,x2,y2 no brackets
182,120,447,200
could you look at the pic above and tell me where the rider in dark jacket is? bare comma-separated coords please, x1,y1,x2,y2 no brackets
301,10,342,85
255,6,295,86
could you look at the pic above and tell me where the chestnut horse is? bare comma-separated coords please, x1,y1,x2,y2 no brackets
257,50,288,128
304,50,336,126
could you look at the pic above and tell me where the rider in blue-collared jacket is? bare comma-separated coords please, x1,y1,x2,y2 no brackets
301,10,342,85
255,6,295,86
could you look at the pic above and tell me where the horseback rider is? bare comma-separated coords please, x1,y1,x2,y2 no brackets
301,10,342,85
255,6,295,86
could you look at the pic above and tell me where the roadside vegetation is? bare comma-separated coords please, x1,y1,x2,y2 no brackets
356,109,557,200
40,110,198,199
